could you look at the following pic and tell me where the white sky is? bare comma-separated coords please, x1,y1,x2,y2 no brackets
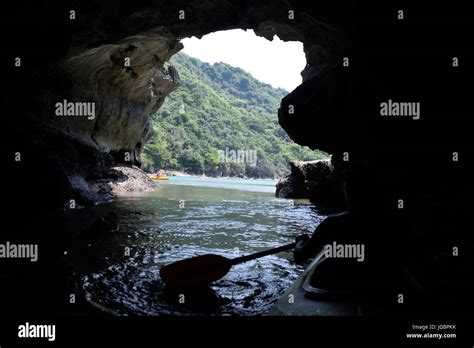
181,29,306,92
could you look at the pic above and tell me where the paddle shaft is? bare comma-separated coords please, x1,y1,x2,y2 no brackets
229,242,296,265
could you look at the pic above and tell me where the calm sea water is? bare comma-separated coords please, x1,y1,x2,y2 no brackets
81,176,324,315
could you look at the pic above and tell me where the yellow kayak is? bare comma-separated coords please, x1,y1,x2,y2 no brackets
150,175,169,180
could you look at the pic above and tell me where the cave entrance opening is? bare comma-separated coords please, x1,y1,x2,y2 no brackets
141,29,328,180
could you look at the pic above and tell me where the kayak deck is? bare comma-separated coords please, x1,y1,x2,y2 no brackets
267,252,362,316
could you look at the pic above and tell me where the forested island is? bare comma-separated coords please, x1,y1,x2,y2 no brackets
142,53,326,178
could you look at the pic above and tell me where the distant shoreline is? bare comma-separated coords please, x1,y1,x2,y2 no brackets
158,170,279,180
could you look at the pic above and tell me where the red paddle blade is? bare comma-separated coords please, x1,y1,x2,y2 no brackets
160,254,232,287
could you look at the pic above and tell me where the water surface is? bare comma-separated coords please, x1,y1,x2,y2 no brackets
81,176,324,315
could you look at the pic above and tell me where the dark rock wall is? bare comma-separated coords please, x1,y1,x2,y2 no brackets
5,0,355,207
4,1,473,263
57,0,349,161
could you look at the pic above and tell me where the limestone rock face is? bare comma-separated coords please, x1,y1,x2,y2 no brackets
52,34,182,164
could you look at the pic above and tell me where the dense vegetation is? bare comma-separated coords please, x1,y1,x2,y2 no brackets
142,52,326,178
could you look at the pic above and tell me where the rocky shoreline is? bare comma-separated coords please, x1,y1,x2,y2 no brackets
110,166,160,194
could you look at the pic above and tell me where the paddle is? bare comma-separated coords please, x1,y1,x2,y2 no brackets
160,242,296,287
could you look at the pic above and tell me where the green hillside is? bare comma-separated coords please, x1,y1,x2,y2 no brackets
141,52,326,178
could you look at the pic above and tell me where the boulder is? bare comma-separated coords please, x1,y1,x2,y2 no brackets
109,165,160,194
276,159,346,211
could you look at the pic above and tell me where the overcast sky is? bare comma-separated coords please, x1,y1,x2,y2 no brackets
181,29,306,92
